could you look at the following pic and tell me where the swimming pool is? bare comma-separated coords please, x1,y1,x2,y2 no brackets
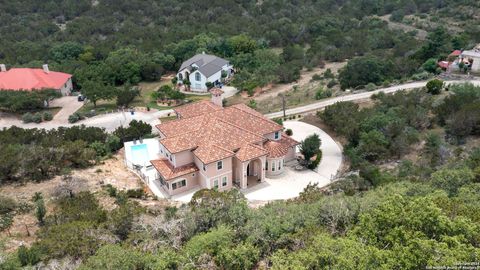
130,144,149,166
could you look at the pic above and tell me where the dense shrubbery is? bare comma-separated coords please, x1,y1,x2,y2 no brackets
321,88,434,168
0,90,60,113
3,171,480,269
1,0,476,99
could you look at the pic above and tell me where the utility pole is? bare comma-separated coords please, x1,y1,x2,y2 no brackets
280,93,286,118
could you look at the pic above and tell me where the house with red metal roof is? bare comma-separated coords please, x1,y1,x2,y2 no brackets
150,88,299,196
0,64,73,96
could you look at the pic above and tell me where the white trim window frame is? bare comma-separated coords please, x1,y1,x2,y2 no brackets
222,176,227,187
172,179,187,190
217,160,223,170
213,178,219,189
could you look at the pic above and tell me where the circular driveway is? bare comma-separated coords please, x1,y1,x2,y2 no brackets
242,120,343,201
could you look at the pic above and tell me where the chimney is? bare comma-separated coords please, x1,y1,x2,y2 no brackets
210,88,224,107
0,64,6,72
42,64,49,73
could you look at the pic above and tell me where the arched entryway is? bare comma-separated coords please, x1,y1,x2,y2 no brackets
245,158,263,187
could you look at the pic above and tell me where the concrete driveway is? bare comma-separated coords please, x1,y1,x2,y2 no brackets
221,86,238,98
242,121,343,201
49,96,83,123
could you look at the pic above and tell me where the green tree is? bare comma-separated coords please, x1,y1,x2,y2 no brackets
217,243,260,270
426,79,443,94
81,80,116,108
79,244,149,270
49,42,84,62
35,198,46,226
320,102,360,140
431,168,475,196
339,56,394,89
422,58,440,74
299,134,321,164
116,85,140,107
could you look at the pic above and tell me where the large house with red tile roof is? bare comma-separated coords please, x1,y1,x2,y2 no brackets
150,88,299,196
0,64,73,96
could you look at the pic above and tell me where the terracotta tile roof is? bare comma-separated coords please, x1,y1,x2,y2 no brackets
0,68,72,91
156,114,208,137
449,50,462,57
155,101,297,163
160,134,198,153
193,145,235,164
209,87,224,95
150,159,198,181
236,144,268,162
173,100,221,119
263,134,299,158
220,105,283,135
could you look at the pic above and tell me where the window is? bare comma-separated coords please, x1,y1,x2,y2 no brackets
222,176,227,187
195,72,201,81
265,161,268,170
274,132,280,140
272,161,276,172
169,155,173,162
178,73,183,80
172,179,186,190
203,164,206,171
278,160,281,170
213,178,219,188
217,161,223,170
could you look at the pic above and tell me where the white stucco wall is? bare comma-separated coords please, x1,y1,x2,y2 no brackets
189,71,207,91
59,78,73,96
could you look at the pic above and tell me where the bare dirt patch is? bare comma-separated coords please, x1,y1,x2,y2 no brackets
227,62,346,110
0,151,171,251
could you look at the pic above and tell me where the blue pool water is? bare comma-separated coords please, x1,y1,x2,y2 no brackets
130,144,149,165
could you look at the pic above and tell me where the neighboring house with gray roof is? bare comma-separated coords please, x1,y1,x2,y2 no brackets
177,52,234,92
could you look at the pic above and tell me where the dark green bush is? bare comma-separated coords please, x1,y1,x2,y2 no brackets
42,111,53,121
22,112,33,123
32,112,43,123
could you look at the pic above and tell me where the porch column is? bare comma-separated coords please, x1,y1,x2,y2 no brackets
241,162,248,189
260,156,266,182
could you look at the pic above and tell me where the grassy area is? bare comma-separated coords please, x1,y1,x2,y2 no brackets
77,77,212,113
159,115,178,123
78,101,119,114
252,79,341,114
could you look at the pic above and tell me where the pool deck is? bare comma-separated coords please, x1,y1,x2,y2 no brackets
124,138,171,199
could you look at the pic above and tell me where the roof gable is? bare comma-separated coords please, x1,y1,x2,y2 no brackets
179,54,229,77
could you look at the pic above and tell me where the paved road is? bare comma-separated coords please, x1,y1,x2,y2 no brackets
1,80,478,131
0,108,174,132
265,80,480,119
